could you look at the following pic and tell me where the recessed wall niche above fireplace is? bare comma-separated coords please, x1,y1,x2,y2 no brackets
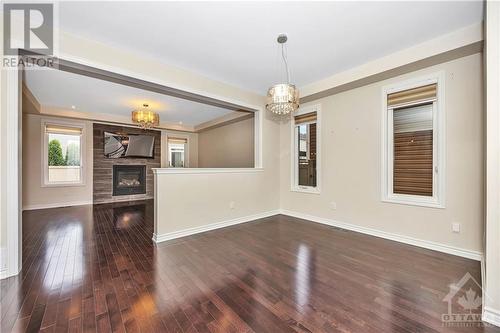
113,165,146,196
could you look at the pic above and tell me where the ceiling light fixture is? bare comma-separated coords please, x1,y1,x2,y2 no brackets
266,34,299,116
131,103,159,129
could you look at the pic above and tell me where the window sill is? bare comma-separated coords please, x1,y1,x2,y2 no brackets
382,196,444,209
42,182,86,188
291,186,321,195
152,168,264,175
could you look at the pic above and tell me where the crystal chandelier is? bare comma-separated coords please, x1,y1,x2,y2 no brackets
266,34,299,115
131,103,159,129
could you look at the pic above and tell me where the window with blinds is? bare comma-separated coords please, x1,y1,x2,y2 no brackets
168,137,187,167
294,111,318,189
393,103,433,196
44,122,84,185
387,83,437,198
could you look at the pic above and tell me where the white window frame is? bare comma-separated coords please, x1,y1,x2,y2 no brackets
291,104,321,194
381,72,445,208
166,134,190,168
41,119,86,187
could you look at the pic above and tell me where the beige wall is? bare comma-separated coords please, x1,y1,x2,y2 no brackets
16,31,274,244
280,54,484,253
1,25,490,289
198,116,254,168
22,114,94,209
161,130,199,168
155,111,279,236
22,115,201,208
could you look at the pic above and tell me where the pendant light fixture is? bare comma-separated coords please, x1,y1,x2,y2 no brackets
131,103,160,129
266,34,299,115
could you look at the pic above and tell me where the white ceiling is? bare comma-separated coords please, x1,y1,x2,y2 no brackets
59,1,483,94
24,68,234,127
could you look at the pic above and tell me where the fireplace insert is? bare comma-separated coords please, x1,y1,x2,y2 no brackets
112,165,146,196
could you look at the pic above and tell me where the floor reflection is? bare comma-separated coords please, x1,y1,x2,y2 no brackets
43,221,84,292
295,244,316,309
112,204,146,229
8,204,490,333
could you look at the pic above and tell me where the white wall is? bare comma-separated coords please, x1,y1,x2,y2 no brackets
280,54,484,255
22,114,94,209
0,31,8,269
484,0,500,326
1,19,22,275
198,116,254,168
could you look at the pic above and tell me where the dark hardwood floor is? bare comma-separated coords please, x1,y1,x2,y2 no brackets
1,200,498,332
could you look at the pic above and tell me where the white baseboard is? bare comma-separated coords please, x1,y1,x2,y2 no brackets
280,209,483,261
22,200,92,211
153,209,280,243
0,247,7,279
153,208,482,261
0,247,18,280
483,307,500,327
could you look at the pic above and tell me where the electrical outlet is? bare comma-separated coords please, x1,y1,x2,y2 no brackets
452,223,460,233
229,201,235,210
330,201,337,210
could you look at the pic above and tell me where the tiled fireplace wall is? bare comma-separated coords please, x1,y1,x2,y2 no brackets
93,123,161,204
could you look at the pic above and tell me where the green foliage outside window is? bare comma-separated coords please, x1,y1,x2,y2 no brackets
48,139,66,166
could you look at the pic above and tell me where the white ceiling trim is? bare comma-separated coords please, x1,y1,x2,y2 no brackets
301,23,483,99
38,106,196,132
194,111,252,132
56,21,483,105
36,106,254,133
57,30,265,108
46,13,483,117
57,1,483,94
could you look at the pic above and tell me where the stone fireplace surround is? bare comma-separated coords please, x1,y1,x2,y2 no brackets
93,123,161,204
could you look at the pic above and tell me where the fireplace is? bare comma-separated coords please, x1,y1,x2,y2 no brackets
113,165,146,196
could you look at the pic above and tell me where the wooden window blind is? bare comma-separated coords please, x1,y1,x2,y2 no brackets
309,123,317,161
388,83,437,107
168,138,188,144
393,103,433,196
294,112,317,125
45,124,82,135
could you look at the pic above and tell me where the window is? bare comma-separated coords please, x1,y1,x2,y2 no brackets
292,105,321,193
43,121,84,186
382,74,445,207
168,137,187,167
